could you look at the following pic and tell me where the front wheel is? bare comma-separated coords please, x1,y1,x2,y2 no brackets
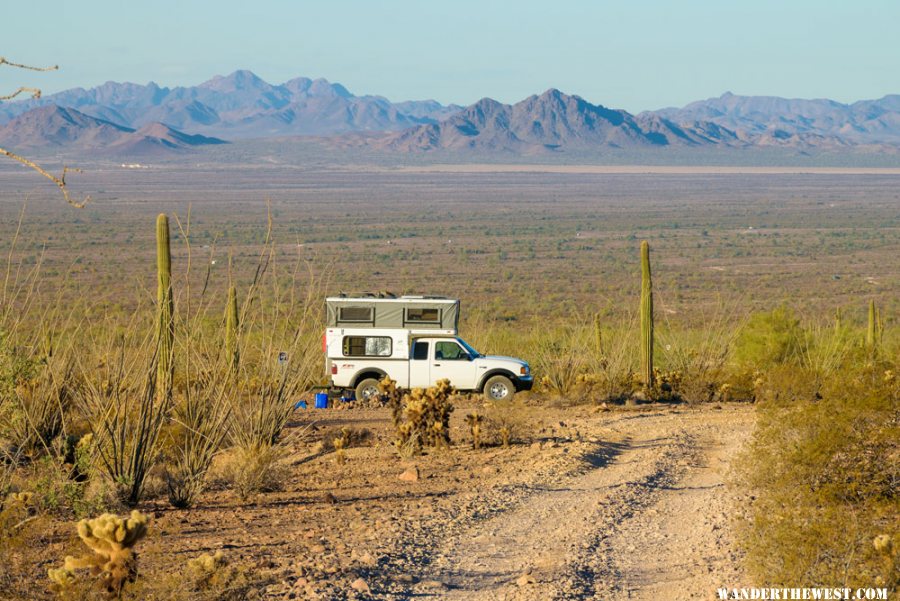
355,378,381,403
483,375,514,402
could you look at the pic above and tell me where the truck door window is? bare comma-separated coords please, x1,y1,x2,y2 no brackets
342,336,392,357
412,341,429,360
435,341,467,360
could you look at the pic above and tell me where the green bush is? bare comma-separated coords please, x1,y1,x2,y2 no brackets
736,364,899,591
734,306,805,368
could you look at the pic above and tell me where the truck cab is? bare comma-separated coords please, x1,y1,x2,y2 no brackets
324,296,532,402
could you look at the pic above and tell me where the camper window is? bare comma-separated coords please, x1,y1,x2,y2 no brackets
405,307,441,324
339,306,374,323
342,336,392,357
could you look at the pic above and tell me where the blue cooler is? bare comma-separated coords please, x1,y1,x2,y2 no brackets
314,393,329,409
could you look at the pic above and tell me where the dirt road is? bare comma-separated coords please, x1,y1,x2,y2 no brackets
382,406,753,600
142,403,753,601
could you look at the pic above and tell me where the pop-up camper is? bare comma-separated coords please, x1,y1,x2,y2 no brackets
324,295,532,402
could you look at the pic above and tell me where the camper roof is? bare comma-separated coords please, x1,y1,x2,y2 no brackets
325,296,459,331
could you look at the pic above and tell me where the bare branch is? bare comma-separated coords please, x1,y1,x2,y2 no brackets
1,56,90,208
0,57,58,72
1,86,43,101
0,147,90,208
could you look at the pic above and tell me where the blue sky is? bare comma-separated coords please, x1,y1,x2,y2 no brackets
3,0,898,111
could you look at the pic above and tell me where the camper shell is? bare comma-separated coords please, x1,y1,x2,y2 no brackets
323,295,533,402
325,295,459,334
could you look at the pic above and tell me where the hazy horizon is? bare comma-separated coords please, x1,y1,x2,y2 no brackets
4,0,899,113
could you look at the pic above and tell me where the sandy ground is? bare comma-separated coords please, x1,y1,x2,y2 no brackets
129,401,753,600
391,407,752,601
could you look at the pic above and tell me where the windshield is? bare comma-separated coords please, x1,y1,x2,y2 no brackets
456,337,482,358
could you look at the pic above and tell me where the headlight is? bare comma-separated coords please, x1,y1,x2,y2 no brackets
520,365,529,375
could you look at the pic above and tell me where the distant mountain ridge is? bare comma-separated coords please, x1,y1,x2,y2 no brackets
380,89,740,152
650,92,900,146
1,71,899,154
0,105,226,155
0,70,463,139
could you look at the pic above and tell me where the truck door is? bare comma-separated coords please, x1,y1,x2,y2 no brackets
409,340,431,388
431,339,478,390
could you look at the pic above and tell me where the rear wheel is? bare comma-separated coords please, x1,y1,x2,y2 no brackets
355,378,381,403
483,375,514,402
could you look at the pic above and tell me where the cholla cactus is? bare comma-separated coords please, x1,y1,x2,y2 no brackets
48,510,149,595
872,534,897,587
465,413,483,450
187,550,226,575
379,376,404,422
499,425,511,448
333,427,350,465
186,550,227,588
393,379,455,455
6,491,32,507
874,534,893,555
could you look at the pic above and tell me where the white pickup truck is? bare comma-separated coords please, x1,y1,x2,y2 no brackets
324,296,533,402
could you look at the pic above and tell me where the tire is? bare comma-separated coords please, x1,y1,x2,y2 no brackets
483,375,515,402
355,378,382,403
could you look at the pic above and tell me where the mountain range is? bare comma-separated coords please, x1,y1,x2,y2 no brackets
0,70,460,139
0,105,226,156
651,92,900,147
1,70,898,155
377,90,740,152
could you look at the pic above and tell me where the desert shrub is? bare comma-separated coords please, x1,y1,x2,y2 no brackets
164,362,231,508
119,550,266,601
571,317,637,403
0,490,57,600
793,319,857,396
179,551,258,600
216,444,288,501
532,325,590,398
644,367,684,402
7,354,77,455
734,305,805,368
752,363,823,404
316,426,371,454
0,332,37,457
23,455,116,519
483,398,532,446
0,332,36,408
658,299,745,402
736,363,899,591
222,367,303,500
392,379,455,457
77,327,170,506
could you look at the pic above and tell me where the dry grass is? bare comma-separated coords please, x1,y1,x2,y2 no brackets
736,362,899,592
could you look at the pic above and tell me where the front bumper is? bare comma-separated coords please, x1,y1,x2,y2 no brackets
515,375,534,392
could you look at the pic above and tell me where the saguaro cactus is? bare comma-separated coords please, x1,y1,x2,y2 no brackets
867,300,877,355
640,240,654,390
225,283,239,371
593,312,603,358
156,214,174,401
